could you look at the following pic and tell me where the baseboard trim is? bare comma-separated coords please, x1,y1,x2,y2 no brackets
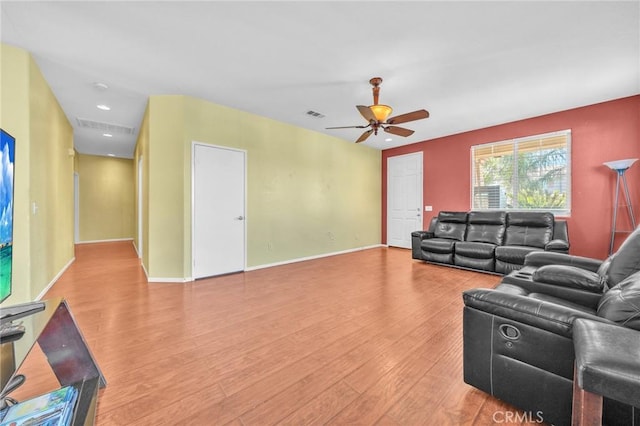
76,237,134,244
141,255,193,283
145,244,387,283
133,241,141,258
35,256,76,301
140,260,149,280
147,277,192,283
245,244,386,271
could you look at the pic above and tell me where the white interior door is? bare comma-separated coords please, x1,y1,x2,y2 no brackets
192,143,246,279
387,152,423,248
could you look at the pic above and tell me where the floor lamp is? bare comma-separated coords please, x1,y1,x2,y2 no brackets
604,158,637,255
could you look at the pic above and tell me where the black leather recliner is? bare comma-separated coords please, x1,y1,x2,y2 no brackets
454,211,506,272
418,211,468,264
462,226,640,426
494,211,568,274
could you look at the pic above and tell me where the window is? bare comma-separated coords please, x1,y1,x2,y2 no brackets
471,130,570,215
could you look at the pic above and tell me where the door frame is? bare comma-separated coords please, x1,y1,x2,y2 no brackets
190,141,248,279
386,151,423,248
74,172,80,243
137,155,143,259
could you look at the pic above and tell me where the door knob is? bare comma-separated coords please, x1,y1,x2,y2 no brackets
235,216,244,220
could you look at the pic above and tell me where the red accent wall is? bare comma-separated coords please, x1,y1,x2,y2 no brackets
382,95,640,259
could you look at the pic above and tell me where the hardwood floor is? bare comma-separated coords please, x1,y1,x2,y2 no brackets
11,242,544,425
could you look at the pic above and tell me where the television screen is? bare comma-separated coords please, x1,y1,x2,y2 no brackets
0,129,15,303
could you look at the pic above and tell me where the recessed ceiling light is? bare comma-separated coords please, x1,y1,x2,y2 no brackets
93,82,109,91
96,104,111,111
102,133,113,138
385,138,393,142
107,154,115,157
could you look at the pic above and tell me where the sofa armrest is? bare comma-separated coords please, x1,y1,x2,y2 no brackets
545,239,570,252
411,230,434,240
462,288,612,338
553,220,569,243
524,251,602,272
532,265,605,293
411,230,434,259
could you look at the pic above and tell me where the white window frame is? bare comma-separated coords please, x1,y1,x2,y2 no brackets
470,129,571,215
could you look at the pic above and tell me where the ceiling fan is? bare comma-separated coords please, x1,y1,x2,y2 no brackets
326,77,429,143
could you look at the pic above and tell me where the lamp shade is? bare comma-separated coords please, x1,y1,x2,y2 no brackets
369,104,393,122
603,158,638,171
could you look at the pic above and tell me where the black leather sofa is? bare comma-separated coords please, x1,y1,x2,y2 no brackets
411,210,569,274
462,226,640,426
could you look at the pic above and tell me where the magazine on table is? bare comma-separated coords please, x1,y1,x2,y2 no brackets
0,385,78,426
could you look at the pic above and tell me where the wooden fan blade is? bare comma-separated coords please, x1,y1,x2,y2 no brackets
356,105,376,123
386,109,429,125
356,129,374,143
326,125,369,129
384,126,415,137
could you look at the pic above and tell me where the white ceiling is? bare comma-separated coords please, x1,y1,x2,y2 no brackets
1,1,639,158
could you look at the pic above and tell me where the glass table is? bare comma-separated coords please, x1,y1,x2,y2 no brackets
1,297,106,425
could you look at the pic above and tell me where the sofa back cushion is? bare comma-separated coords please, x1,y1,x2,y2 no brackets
597,270,640,330
433,211,468,241
465,211,506,245
607,226,640,287
503,212,554,248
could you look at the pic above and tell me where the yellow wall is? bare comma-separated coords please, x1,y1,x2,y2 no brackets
0,44,75,304
2,43,381,293
137,95,381,280
148,97,185,278
77,154,134,242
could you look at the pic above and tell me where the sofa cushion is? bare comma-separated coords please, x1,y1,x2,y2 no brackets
421,238,456,254
507,211,554,228
455,241,496,259
607,227,640,288
437,211,468,223
454,255,495,272
597,270,640,330
504,212,554,248
434,222,467,241
468,210,507,225
532,265,605,293
433,211,468,241
495,245,541,265
423,251,454,264
465,211,506,245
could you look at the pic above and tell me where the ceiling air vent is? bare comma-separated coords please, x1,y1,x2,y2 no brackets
306,110,325,119
75,118,136,135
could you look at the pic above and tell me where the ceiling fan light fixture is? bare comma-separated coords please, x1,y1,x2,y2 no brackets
326,77,429,144
369,104,392,122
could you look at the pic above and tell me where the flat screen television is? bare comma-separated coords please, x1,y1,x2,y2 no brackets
0,129,15,303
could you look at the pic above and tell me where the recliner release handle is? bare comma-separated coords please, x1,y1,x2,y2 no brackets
499,324,521,340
